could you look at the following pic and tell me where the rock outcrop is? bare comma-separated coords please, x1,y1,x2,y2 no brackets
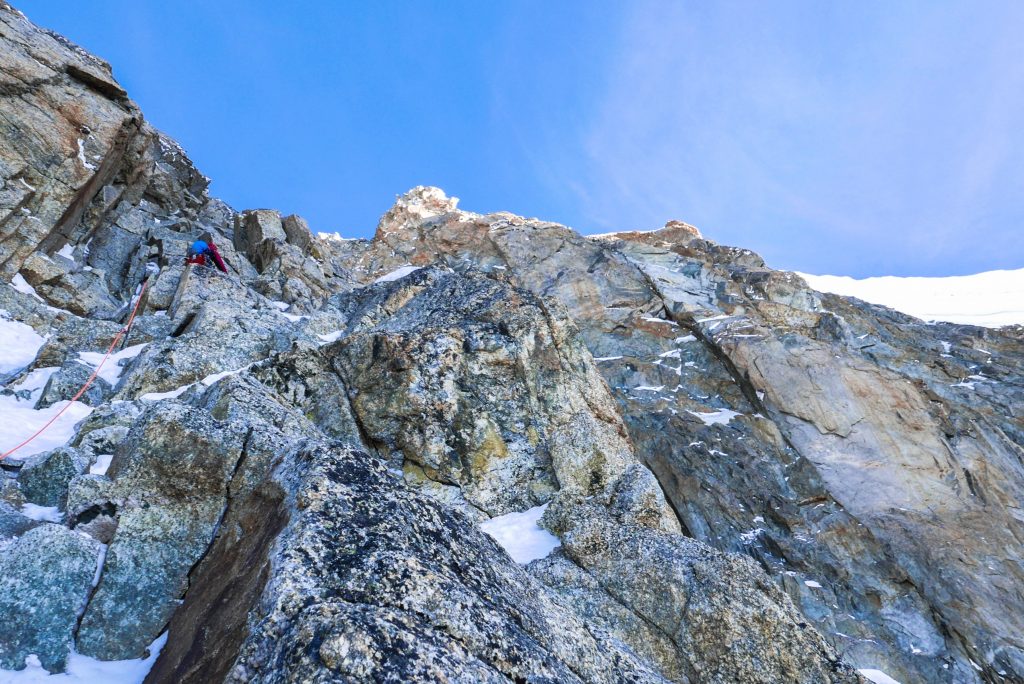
1,4,1022,684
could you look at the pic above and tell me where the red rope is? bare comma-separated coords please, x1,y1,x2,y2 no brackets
1,278,150,460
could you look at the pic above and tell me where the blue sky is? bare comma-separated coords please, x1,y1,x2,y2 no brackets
18,1,1024,277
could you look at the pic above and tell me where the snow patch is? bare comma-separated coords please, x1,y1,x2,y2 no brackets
269,302,306,321
798,269,1024,328
374,265,421,283
480,504,560,564
1,632,167,683
89,453,114,476
317,232,360,242
641,316,678,327
140,365,248,402
0,317,45,374
76,138,97,171
739,528,764,545
0,397,93,459
91,544,108,587
139,386,190,402
317,330,343,345
11,274,44,302
77,344,147,386
857,669,902,684
11,367,59,395
687,408,743,426
201,367,246,386
20,504,63,523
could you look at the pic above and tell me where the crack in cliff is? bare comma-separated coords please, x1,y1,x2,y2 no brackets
31,121,137,264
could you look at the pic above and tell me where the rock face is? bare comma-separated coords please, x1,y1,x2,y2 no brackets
0,525,102,672
0,4,1022,684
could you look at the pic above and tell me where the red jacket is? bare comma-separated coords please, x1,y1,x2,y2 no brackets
186,241,228,272
207,242,228,272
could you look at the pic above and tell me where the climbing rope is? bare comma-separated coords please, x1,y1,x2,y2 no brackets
1,278,150,460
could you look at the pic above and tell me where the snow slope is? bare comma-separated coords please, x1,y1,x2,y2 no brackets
798,268,1024,328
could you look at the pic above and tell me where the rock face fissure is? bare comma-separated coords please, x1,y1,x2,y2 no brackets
1,4,1023,684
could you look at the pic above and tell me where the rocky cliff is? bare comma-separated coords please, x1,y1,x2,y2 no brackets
1,4,1022,683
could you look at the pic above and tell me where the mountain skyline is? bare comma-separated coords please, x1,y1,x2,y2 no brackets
17,0,1024,278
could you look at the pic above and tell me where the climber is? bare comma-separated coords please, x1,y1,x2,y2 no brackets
186,239,227,272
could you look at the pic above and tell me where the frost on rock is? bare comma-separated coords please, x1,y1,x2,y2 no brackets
479,504,561,564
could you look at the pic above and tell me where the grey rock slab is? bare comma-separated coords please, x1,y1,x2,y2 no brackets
0,524,102,673
16,446,89,508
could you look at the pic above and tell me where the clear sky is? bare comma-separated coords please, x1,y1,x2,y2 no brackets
17,1,1024,277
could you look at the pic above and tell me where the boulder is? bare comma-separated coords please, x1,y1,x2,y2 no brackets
0,500,38,540
74,401,249,660
16,446,89,508
281,214,313,252
36,358,112,408
0,524,102,673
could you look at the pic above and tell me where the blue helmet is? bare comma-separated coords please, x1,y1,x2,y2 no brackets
190,240,208,255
